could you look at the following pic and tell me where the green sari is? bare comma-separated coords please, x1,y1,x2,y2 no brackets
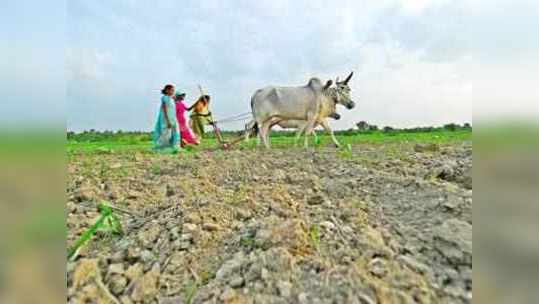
190,112,213,139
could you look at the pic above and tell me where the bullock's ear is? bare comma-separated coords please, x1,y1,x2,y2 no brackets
324,80,333,90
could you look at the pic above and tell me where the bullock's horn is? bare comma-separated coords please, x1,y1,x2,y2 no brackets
323,80,333,90
336,77,340,84
344,71,354,84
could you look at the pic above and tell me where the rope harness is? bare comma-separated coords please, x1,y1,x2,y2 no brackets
213,112,252,124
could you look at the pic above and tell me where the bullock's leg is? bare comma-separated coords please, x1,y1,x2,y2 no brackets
321,119,340,147
260,120,273,148
294,122,307,146
258,125,266,147
312,129,319,145
303,119,316,148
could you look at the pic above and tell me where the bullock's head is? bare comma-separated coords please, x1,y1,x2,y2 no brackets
332,72,356,110
328,112,341,120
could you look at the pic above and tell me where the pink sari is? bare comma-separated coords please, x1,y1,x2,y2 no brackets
175,100,198,145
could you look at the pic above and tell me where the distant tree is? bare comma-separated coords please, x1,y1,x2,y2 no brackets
443,123,459,131
463,123,471,129
383,126,394,133
356,121,369,131
368,125,379,131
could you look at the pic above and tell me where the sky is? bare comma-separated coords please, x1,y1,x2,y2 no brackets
2,0,538,131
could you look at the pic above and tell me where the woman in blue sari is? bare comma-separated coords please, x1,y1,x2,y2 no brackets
153,84,181,152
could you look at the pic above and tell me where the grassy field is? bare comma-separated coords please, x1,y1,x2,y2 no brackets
67,128,472,155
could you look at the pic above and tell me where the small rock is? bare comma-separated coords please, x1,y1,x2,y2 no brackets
307,194,325,205
357,293,376,304
127,247,141,261
108,263,125,276
397,255,429,274
166,184,175,196
109,250,126,264
216,252,245,280
368,258,387,278
115,239,133,251
203,223,221,231
236,208,252,220
140,250,155,264
277,280,293,298
72,258,100,289
110,163,122,169
67,261,76,274
220,287,237,302
261,268,270,282
254,220,311,254
298,293,309,304
231,221,244,230
180,233,193,242
170,227,181,240
109,274,127,295
138,223,161,248
74,186,96,202
342,226,354,234
125,263,144,281
269,203,289,218
362,226,386,248
183,223,198,233
434,219,472,265
159,296,184,304
119,295,133,304
127,190,141,199
320,221,335,231
184,213,202,224
196,287,217,302
437,164,455,180
131,269,160,303
178,241,191,251
253,281,265,292
229,275,244,288
414,143,440,153
442,199,459,211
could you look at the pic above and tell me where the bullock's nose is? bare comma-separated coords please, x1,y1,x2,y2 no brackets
329,112,341,120
346,101,356,109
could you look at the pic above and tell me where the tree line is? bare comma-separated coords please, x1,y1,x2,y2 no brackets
68,122,471,142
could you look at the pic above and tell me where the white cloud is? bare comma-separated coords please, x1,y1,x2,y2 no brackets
398,0,450,15
67,48,113,80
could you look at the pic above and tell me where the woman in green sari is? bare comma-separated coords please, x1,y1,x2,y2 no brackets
153,84,180,151
190,94,213,139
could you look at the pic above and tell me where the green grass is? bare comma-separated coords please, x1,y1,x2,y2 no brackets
67,129,471,155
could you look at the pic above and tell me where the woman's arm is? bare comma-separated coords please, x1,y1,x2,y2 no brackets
187,100,198,111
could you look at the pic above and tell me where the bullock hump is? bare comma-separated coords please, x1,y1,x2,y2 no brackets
307,77,323,91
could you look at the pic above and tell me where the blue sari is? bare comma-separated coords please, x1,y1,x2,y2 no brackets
152,95,180,152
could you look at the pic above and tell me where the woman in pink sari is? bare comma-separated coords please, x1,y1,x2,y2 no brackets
174,92,199,147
